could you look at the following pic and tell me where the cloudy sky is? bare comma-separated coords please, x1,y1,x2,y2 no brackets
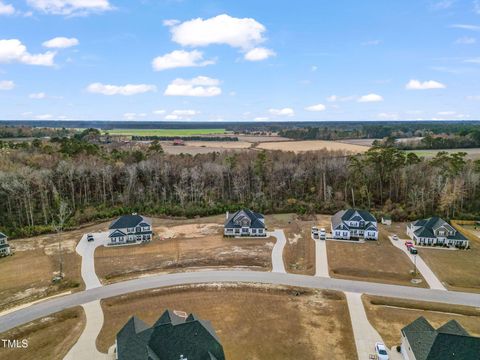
0,0,480,121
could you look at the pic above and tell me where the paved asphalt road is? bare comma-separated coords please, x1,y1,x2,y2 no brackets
1,270,479,333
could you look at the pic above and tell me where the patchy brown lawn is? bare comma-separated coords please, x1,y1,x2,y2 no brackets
0,307,85,360
95,216,273,283
327,225,427,287
363,295,480,348
97,284,357,360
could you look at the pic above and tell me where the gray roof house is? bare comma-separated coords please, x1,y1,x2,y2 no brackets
116,309,225,360
224,209,266,237
406,217,468,248
401,316,480,360
0,232,11,257
331,209,378,240
108,214,153,245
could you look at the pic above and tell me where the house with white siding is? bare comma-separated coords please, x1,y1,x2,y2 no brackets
108,214,153,245
0,232,11,257
224,209,266,237
331,209,378,240
406,217,469,248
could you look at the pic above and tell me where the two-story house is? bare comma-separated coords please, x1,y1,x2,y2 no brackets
0,232,11,257
331,209,378,240
406,217,469,248
108,214,153,245
224,209,266,237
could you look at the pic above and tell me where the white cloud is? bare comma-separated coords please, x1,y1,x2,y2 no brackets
378,112,398,120
164,109,199,120
87,82,157,96
168,14,267,50
432,0,455,10
475,0,480,14
153,110,166,115
311,65,318,72
464,57,480,64
27,0,112,15
152,50,214,71
0,80,14,90
163,19,180,27
244,47,276,61
405,79,446,90
0,1,14,15
361,39,382,46
326,94,357,102
305,103,326,112
326,95,338,102
437,111,456,115
123,112,147,120
29,92,46,99
357,93,384,102
0,39,56,66
455,36,476,44
466,95,480,101
254,117,269,121
269,108,295,116
450,24,480,31
35,114,53,120
164,76,221,97
43,37,79,48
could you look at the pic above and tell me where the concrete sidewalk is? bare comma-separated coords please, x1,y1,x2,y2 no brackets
269,230,287,273
346,292,387,360
314,239,330,277
388,236,446,290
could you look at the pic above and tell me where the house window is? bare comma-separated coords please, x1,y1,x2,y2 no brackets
258,229,263,233
252,229,257,234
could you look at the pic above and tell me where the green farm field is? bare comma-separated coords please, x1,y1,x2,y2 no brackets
104,128,227,137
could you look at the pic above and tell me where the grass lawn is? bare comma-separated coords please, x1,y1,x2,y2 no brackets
266,213,325,275
104,128,226,137
326,225,427,287
97,284,357,360
0,307,85,360
95,215,273,283
363,295,480,348
417,222,480,293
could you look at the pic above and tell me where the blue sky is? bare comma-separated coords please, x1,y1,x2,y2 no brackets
0,0,479,121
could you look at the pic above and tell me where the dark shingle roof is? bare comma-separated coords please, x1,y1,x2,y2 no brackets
0,232,6,239
411,217,467,241
109,214,151,230
117,310,225,360
331,209,377,230
224,209,265,229
402,316,480,360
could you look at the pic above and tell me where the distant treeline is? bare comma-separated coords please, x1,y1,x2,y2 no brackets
0,126,72,139
132,136,239,142
278,123,480,141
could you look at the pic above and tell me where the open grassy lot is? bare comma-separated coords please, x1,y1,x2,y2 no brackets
405,148,480,160
161,140,252,155
97,284,357,360
0,307,85,360
0,222,108,310
105,128,227,137
363,295,480,348
95,215,273,283
266,213,325,275
326,225,426,287
416,222,480,293
256,140,369,153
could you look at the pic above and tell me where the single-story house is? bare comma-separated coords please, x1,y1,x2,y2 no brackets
406,217,469,248
108,214,153,245
401,316,480,360
0,232,11,257
381,215,392,226
331,209,378,240
116,309,225,360
224,209,266,237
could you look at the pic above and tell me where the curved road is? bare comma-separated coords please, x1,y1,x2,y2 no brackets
1,270,479,333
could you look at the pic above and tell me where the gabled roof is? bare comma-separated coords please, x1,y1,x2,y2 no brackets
0,232,7,239
402,316,480,360
225,209,265,229
116,310,225,360
109,229,127,238
331,209,377,230
411,217,467,241
109,214,151,230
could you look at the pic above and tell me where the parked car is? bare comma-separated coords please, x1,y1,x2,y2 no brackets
319,228,326,240
375,342,389,360
392,234,398,241
405,241,414,249
87,234,94,242
409,247,418,254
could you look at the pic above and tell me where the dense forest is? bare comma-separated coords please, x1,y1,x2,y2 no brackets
0,126,73,139
0,128,479,238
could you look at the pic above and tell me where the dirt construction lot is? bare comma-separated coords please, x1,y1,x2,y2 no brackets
327,225,426,287
0,307,85,360
98,284,357,360
95,215,273,283
363,295,480,348
256,140,369,153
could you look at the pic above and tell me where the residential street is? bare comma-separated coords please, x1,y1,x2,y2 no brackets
388,236,447,290
269,230,286,273
1,270,479,334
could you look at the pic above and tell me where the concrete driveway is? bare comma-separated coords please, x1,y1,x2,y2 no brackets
313,238,329,277
76,231,109,290
346,292,388,360
388,236,446,290
269,230,286,273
